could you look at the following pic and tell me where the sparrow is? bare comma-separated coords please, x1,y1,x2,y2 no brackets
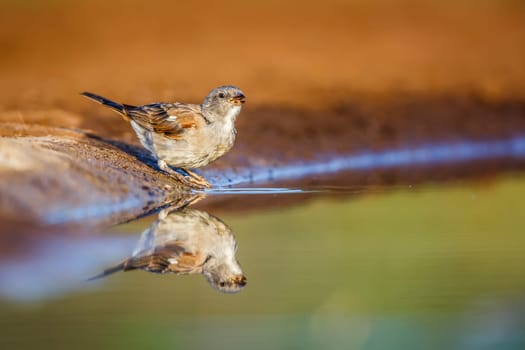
81,86,246,189
89,205,247,293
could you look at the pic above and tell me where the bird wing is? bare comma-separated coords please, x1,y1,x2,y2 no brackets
123,103,204,140
125,241,204,275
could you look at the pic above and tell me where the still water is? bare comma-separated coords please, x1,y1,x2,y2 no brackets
1,176,525,350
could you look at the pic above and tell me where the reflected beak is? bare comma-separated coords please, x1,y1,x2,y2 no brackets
230,94,246,105
231,274,247,286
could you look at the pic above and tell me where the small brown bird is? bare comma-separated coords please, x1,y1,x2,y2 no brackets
81,86,246,188
89,205,247,293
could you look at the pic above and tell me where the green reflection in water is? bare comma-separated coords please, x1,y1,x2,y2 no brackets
2,176,525,350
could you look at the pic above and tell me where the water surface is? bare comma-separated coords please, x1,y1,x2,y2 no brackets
1,176,524,349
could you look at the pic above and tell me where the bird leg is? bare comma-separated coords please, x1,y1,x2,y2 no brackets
159,194,206,219
158,160,211,189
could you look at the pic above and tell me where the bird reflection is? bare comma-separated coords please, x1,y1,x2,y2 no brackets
90,202,246,293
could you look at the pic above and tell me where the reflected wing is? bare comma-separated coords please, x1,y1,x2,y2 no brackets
127,242,204,274
88,241,204,280
166,252,205,274
123,103,203,140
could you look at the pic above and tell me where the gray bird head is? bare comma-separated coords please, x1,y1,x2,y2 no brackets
202,257,247,294
201,85,246,121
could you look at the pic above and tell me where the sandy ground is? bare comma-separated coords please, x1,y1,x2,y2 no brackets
1,0,525,109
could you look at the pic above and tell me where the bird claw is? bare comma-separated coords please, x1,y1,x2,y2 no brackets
174,172,211,190
168,168,211,189
158,161,211,189
183,169,211,189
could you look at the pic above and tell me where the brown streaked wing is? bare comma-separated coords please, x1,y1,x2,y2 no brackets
124,254,172,274
124,103,203,139
124,241,203,274
121,241,183,273
166,252,205,274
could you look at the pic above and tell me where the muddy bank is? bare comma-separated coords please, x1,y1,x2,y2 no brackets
209,94,525,173
0,123,195,227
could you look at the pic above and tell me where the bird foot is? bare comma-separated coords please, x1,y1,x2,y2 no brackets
183,169,211,189
174,171,211,190
158,161,211,189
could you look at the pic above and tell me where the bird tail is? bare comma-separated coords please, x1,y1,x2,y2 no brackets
81,92,126,115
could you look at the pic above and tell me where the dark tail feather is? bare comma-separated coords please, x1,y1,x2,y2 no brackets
87,260,128,281
80,92,125,115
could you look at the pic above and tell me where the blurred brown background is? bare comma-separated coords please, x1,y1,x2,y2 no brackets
1,0,524,113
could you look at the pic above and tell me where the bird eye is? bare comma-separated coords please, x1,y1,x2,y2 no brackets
218,93,225,98
219,282,226,287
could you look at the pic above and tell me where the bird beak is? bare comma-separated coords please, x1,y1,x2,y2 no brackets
230,94,246,105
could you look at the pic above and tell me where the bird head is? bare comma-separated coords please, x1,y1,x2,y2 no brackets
201,85,246,121
202,255,247,294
